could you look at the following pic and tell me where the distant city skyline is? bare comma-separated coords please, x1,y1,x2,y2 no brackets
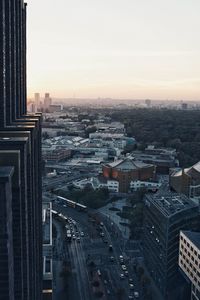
27,0,200,100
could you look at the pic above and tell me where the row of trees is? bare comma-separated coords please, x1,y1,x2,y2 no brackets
111,108,200,167
57,186,110,209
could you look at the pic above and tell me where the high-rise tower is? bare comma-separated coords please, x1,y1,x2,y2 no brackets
0,1,43,300
35,93,41,111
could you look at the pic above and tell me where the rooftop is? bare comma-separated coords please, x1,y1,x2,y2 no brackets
107,158,153,170
145,193,198,217
171,161,200,177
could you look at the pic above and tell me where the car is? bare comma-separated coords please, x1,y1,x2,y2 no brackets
100,232,105,237
129,284,134,290
128,296,134,300
97,269,101,276
77,237,80,242
125,270,129,276
72,235,76,240
120,273,125,279
103,239,108,243
104,280,108,285
129,278,133,284
121,265,127,271
107,289,111,295
110,256,114,262
80,232,84,237
134,292,139,298
119,255,124,263
109,245,113,252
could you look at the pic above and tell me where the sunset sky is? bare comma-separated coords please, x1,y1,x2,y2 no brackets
27,0,200,100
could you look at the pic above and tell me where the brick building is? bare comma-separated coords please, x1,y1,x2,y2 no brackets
103,158,155,193
170,162,200,202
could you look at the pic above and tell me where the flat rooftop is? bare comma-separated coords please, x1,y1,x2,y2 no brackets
145,193,198,217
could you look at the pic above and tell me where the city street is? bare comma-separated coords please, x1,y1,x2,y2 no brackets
52,203,143,300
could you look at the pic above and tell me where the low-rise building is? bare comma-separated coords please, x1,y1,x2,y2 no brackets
170,161,200,203
130,180,161,192
73,176,119,193
48,104,63,113
130,146,178,174
43,148,71,162
179,230,200,300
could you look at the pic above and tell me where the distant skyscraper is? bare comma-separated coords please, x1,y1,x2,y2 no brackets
44,93,52,110
0,1,43,300
35,93,41,111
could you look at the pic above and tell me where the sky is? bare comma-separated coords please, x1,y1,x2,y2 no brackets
27,0,200,100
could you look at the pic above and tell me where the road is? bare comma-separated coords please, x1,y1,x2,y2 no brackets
43,172,97,190
53,203,143,300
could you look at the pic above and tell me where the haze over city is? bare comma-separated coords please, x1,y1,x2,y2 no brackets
27,0,200,100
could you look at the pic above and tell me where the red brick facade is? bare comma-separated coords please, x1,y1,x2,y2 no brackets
103,164,155,193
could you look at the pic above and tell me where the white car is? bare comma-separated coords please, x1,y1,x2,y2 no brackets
121,265,127,271
125,270,129,276
134,291,139,298
120,273,125,279
80,232,84,237
129,283,134,290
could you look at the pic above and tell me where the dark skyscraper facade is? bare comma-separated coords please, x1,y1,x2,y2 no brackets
0,1,43,300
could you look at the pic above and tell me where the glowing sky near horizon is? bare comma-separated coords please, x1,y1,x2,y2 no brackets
27,0,200,100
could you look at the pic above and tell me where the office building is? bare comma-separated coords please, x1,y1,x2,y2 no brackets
48,104,63,113
143,193,200,299
0,1,43,300
35,93,41,111
44,93,52,111
42,202,53,300
179,231,200,300
0,167,15,300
